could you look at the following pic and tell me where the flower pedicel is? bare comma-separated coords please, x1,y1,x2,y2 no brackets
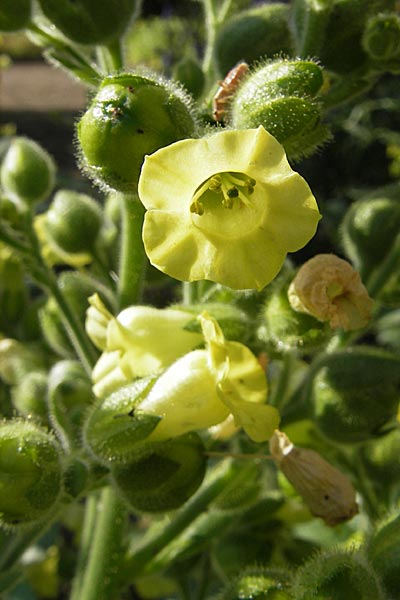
139,126,321,290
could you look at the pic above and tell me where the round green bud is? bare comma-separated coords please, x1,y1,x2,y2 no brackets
173,57,205,100
217,567,293,600
77,72,197,192
0,420,63,528
0,137,55,206
367,511,400,597
363,13,400,61
292,549,385,600
48,360,93,449
215,4,293,75
110,433,206,512
230,60,330,160
36,0,140,45
341,196,400,279
311,347,400,443
0,0,31,32
45,190,102,254
11,371,48,422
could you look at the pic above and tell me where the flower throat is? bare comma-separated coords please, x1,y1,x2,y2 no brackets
190,171,256,216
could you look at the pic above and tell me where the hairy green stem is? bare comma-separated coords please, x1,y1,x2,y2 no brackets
269,351,297,410
97,39,124,73
201,0,234,97
120,460,237,583
367,232,400,298
117,194,146,311
70,493,99,600
76,487,127,600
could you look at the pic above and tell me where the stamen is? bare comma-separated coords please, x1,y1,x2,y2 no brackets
190,171,257,216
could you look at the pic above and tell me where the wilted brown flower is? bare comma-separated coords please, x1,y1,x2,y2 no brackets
270,430,358,526
288,254,373,331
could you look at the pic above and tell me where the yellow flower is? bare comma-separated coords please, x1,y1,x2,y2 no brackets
86,294,203,397
138,126,321,290
288,254,373,331
138,312,280,442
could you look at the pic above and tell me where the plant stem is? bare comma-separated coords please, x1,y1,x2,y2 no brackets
76,487,127,600
269,351,296,410
367,232,400,298
98,39,124,73
70,493,99,600
201,0,234,96
120,459,237,583
117,194,146,311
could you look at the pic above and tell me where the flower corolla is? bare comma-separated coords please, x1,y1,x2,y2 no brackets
138,312,280,442
138,126,321,290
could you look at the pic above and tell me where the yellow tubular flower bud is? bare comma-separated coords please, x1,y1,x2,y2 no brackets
288,254,373,331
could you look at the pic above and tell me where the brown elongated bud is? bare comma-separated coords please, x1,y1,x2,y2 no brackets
270,430,358,526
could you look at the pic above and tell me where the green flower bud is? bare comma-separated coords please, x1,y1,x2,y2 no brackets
317,0,396,74
230,60,330,160
292,549,385,600
11,371,48,422
45,190,102,254
311,347,400,443
367,511,400,597
36,0,140,45
363,13,400,61
341,195,400,279
77,72,197,192
257,271,329,355
215,4,293,75
110,433,206,512
0,137,55,206
39,272,111,358
0,0,31,32
47,360,93,450
0,420,63,528
173,57,205,100
83,377,160,465
217,567,293,600
0,339,47,385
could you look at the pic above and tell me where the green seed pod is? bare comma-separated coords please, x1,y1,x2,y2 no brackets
257,276,329,355
11,371,48,422
217,567,293,600
111,433,206,512
341,196,400,280
0,137,55,206
311,347,400,443
0,0,31,32
230,59,330,160
36,0,140,45
0,420,63,528
47,360,93,450
215,4,293,75
77,72,197,192
367,511,400,597
292,548,385,600
83,377,160,465
45,190,102,254
363,13,400,61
